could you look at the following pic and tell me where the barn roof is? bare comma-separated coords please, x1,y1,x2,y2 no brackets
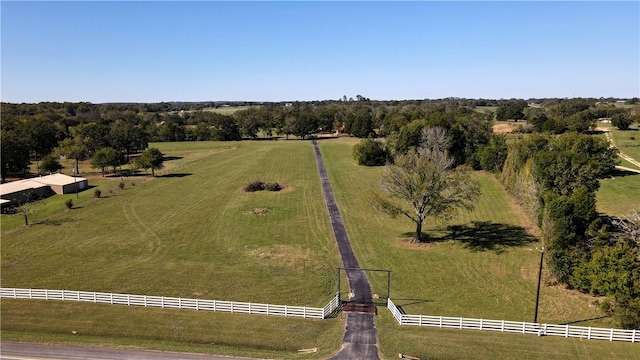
37,173,88,186
0,179,50,196
0,174,88,196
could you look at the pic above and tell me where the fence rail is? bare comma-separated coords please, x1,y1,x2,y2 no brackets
388,298,638,343
1,288,340,320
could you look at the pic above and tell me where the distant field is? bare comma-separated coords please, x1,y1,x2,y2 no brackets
201,105,258,115
610,127,640,168
474,106,498,117
598,172,640,217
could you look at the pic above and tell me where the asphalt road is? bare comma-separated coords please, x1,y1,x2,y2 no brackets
0,342,253,360
312,140,380,360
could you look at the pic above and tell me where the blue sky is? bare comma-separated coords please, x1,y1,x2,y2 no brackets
1,1,639,103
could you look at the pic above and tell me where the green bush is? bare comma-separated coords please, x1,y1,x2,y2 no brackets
352,138,390,166
94,189,102,198
244,180,265,192
265,182,282,192
64,199,73,209
118,181,125,190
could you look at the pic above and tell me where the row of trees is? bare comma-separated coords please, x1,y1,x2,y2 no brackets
3,98,638,182
500,133,639,328
495,98,639,133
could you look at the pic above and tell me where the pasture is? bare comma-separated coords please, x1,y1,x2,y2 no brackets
2,138,637,359
1,140,344,358
317,138,610,325
202,105,258,115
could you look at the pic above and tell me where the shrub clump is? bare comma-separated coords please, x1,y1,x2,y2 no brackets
94,189,102,198
118,181,125,190
64,199,73,209
244,181,282,192
245,181,265,192
265,182,282,192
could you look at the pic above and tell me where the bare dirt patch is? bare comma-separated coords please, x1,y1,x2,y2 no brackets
492,123,517,134
395,237,440,250
247,208,270,215
250,244,314,270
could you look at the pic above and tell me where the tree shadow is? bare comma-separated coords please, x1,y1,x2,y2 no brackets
37,218,76,226
391,298,434,314
560,315,610,326
404,221,538,254
163,156,184,161
606,168,640,178
159,173,192,178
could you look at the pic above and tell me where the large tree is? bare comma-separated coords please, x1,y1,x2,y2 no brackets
373,128,480,242
54,136,90,175
91,147,121,176
1,130,31,182
136,147,165,177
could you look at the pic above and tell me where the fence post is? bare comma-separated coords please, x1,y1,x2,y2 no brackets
285,305,288,317
13,288,17,298
522,322,526,334
439,316,443,328
62,289,65,300
588,327,592,340
480,318,483,330
196,299,199,311
144,295,147,307
633,329,636,343
610,328,614,341
41,289,44,300
459,318,463,329
110,293,113,304
303,306,306,318
419,314,423,327
501,320,504,332
127,294,130,306
178,297,182,309
94,292,97,303
213,300,217,312
77,291,80,301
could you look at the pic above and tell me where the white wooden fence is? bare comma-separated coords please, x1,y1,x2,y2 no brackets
388,298,638,343
0,288,341,320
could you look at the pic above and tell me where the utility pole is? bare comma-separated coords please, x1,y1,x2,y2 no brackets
534,246,545,323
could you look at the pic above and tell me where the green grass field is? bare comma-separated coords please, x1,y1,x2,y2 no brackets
376,311,639,360
598,172,640,217
201,105,258,115
318,138,610,325
2,138,637,359
473,106,498,116
1,140,344,358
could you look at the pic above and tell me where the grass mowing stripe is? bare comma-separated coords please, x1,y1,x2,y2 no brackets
2,141,341,303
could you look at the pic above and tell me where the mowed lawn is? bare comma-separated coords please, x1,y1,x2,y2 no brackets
318,138,638,359
1,140,344,358
2,138,637,359
319,138,605,324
